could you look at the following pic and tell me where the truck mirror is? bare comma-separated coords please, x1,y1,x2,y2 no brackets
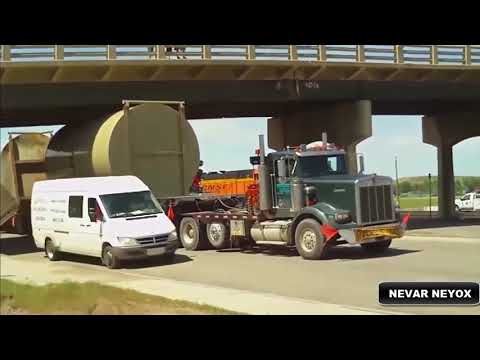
359,155,365,174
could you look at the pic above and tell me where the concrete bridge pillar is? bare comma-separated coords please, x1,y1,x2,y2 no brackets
423,112,480,219
267,100,372,175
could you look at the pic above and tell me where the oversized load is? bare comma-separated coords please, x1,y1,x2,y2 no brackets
46,103,200,198
0,133,50,232
1,102,201,234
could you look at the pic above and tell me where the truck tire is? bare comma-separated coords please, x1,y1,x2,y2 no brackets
206,222,230,249
294,219,327,260
361,238,392,253
102,245,121,269
180,217,209,251
45,239,61,261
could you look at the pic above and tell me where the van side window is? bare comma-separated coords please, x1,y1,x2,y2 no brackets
476,194,480,199
68,196,83,218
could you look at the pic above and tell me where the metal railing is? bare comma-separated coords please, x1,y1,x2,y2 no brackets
1,45,479,65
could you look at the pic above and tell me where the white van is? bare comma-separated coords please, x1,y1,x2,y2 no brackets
31,176,178,269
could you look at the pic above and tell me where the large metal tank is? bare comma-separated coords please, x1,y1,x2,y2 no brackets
46,103,200,197
0,133,50,227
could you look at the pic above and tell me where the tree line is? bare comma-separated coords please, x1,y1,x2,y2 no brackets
398,176,480,196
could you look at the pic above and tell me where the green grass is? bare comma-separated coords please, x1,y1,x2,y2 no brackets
398,196,438,209
0,279,241,315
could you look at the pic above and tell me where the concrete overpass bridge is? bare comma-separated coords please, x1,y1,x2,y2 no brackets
1,45,480,218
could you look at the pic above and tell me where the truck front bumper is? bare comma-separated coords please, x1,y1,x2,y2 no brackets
112,239,179,260
338,222,406,245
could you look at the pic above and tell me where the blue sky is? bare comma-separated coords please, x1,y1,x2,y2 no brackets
1,116,479,178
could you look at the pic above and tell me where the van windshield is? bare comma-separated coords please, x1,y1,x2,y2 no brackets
100,191,163,218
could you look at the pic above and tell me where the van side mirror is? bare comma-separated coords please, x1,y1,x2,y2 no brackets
358,155,365,174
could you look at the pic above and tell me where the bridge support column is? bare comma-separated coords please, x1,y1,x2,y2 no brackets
268,100,372,174
423,112,480,219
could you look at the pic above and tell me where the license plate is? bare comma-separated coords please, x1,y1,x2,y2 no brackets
357,227,402,242
147,247,166,256
230,220,245,236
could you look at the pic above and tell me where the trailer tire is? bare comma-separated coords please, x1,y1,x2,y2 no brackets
180,217,209,251
206,222,230,249
45,239,61,261
294,218,327,260
361,238,392,253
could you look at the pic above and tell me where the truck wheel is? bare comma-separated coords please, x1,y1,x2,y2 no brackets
361,238,392,253
102,245,120,269
295,219,327,260
45,239,61,261
206,222,230,249
180,217,209,250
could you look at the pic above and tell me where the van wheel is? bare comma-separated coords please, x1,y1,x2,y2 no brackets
180,217,209,250
294,219,327,260
102,245,120,269
45,239,61,261
206,222,230,249
361,238,392,253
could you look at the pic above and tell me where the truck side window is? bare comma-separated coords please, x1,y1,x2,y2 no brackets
68,196,83,218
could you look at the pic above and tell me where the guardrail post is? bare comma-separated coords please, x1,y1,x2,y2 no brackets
431,45,438,65
107,45,117,60
156,45,166,59
54,45,64,60
317,45,327,61
1,45,11,61
464,45,471,65
288,45,298,60
356,45,365,62
394,45,404,64
247,45,256,60
202,45,212,59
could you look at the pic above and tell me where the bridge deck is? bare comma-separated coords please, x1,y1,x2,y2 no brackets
1,45,479,84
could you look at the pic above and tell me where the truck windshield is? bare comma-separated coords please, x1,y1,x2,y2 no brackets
297,155,347,177
99,191,163,218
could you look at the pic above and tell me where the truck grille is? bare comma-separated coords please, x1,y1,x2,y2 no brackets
136,234,169,246
359,185,393,224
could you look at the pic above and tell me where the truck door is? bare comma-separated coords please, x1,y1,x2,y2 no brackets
464,194,473,210
474,193,480,211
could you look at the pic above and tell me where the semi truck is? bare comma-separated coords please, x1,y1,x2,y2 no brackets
162,134,410,260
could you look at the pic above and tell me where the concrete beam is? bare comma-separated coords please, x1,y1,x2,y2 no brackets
423,112,480,219
268,100,372,174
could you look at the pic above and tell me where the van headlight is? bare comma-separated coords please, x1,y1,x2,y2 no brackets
117,237,138,246
168,230,178,241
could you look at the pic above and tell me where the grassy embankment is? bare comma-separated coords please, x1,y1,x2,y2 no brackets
398,196,438,209
0,279,240,315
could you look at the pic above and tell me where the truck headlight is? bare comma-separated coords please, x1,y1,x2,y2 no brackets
117,237,138,246
335,212,352,224
168,230,178,241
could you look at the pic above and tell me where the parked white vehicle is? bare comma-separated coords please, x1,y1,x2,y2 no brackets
31,176,178,269
455,192,480,212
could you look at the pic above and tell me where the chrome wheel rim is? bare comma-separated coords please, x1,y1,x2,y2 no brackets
182,223,195,246
104,249,112,267
46,242,54,259
301,230,317,252
208,223,225,244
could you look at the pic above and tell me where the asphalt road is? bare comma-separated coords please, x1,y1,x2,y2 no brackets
1,225,479,315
